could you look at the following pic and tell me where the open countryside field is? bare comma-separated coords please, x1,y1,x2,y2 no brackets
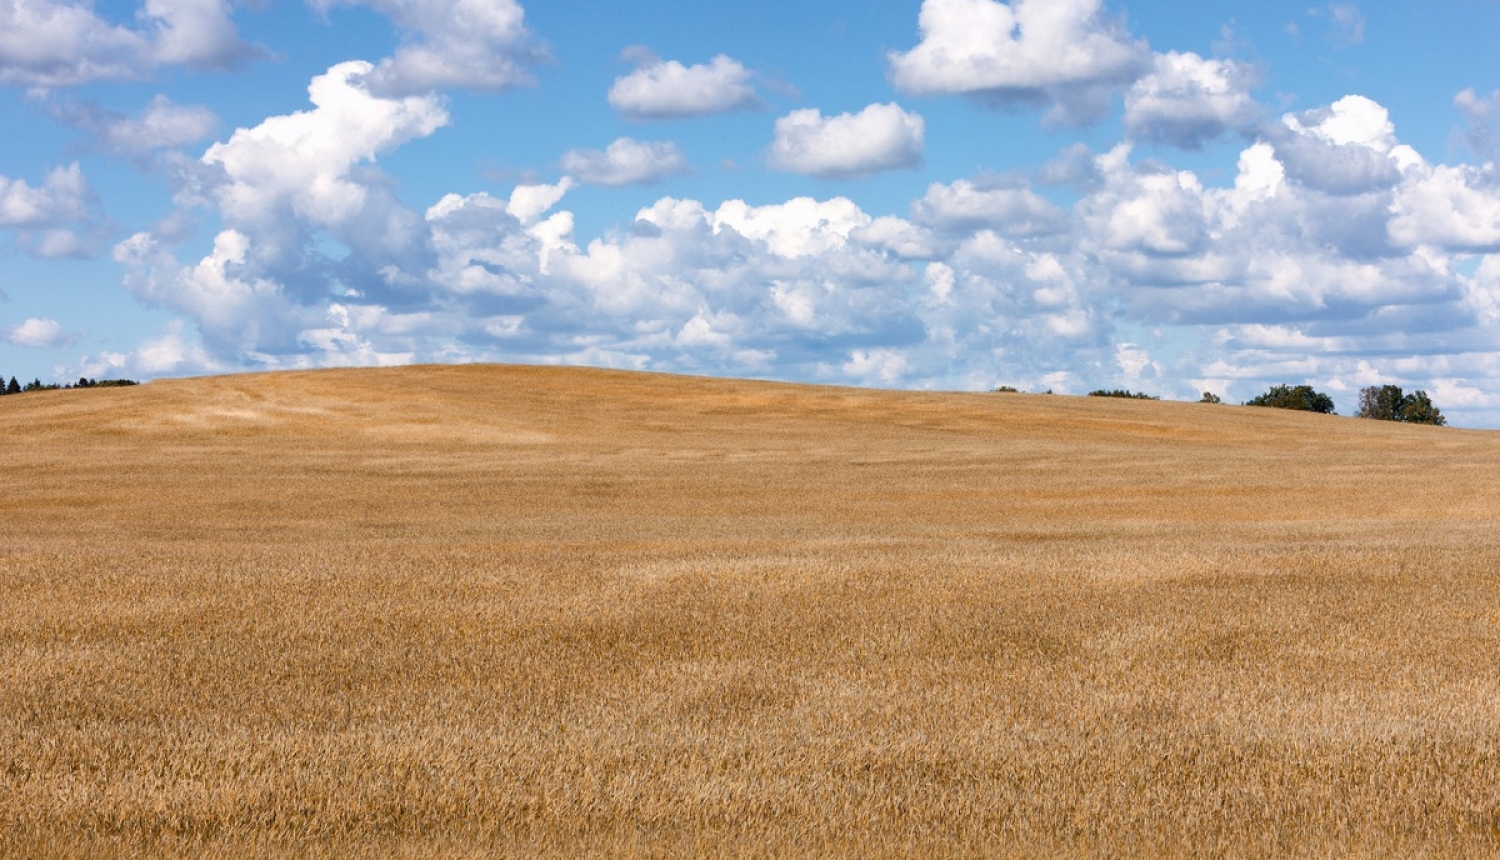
3,364,1500,858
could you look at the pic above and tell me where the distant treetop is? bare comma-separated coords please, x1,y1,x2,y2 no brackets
1245,384,1336,414
1088,389,1158,400
1356,385,1446,426
1,376,138,396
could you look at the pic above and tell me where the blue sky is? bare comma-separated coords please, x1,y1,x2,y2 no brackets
3,0,1500,423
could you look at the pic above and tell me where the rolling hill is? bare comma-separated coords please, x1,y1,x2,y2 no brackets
4,364,1499,857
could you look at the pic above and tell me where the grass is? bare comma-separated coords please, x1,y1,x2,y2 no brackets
3,363,1499,857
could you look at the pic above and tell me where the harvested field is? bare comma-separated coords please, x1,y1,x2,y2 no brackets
3,364,1499,858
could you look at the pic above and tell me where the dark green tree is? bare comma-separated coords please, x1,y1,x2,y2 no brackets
1397,390,1446,425
1356,385,1447,426
1356,385,1405,421
1245,384,1336,414
5,377,17,395
1199,391,1223,404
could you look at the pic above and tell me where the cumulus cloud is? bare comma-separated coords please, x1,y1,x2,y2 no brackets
196,59,449,277
888,0,1150,124
7,317,69,348
0,0,257,86
1389,163,1500,251
114,228,312,356
1267,95,1413,195
769,103,924,179
45,94,219,159
912,178,1068,236
0,163,91,228
0,163,102,258
608,49,763,120
314,0,544,95
73,319,222,379
560,138,689,186
147,0,258,68
1124,52,1259,148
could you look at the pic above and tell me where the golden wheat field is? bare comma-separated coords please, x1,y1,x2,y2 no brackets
3,364,1500,858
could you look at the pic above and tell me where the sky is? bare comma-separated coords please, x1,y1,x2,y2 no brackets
2,0,1500,424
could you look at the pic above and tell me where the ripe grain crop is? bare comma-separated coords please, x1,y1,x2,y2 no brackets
3,364,1499,858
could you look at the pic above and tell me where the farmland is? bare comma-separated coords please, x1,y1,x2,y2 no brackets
3,364,1499,857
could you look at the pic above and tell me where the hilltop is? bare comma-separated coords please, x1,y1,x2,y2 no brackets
4,365,1500,858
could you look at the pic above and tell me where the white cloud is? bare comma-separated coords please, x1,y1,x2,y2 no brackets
561,138,688,186
913,178,1067,236
769,103,924,179
88,320,221,377
7,317,69,348
317,0,543,95
843,348,911,385
1124,52,1259,148
200,61,448,231
1454,88,1500,159
1389,164,1500,251
888,0,1150,124
505,178,574,225
709,196,873,258
46,94,219,158
1284,94,1394,150
0,0,255,86
0,163,91,228
0,163,101,258
1269,96,1410,195
114,229,311,356
608,50,762,120
1320,2,1366,46
1081,151,1209,257
28,228,94,259
145,0,256,68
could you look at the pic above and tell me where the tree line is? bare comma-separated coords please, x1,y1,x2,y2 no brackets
0,376,139,396
1029,383,1448,426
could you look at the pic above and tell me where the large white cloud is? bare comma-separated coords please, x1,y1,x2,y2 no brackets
560,138,689,186
1124,52,1259,148
1389,164,1500,251
769,103,925,179
888,0,1150,123
608,50,762,120
0,0,255,86
197,59,448,275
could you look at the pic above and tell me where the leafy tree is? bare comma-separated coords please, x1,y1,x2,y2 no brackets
1356,385,1404,421
992,385,1020,393
1199,391,1223,404
1355,385,1447,426
1245,384,1336,414
1398,390,1446,425
5,377,17,395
